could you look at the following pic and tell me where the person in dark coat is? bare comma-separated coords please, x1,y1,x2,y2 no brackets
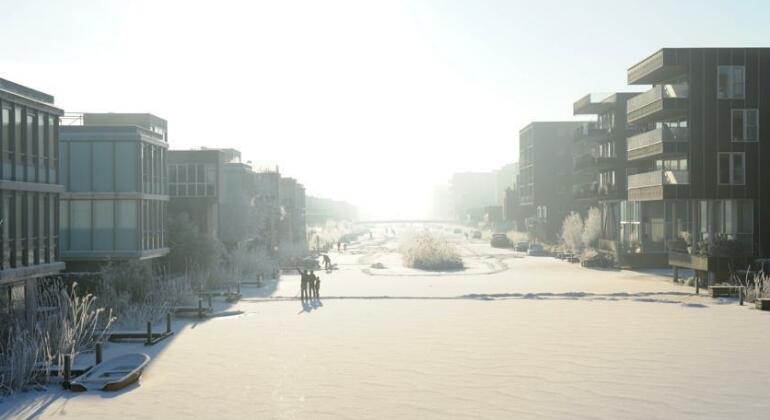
296,268,308,301
308,270,317,299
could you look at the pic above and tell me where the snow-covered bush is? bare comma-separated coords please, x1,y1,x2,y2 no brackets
0,323,49,394
308,220,353,250
226,247,279,284
44,283,113,368
507,230,528,244
97,262,194,329
733,272,770,303
399,230,463,271
582,207,602,249
0,281,113,394
561,212,584,252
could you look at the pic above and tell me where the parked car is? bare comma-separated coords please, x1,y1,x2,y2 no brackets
581,253,612,268
472,230,482,239
490,233,512,248
527,243,546,256
515,241,529,252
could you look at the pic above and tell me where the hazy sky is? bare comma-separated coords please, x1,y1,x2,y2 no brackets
2,0,770,219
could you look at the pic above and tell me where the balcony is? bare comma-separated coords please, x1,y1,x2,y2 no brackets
627,84,688,124
574,125,609,143
626,127,689,161
627,49,687,85
627,170,690,201
573,93,616,115
573,154,617,172
573,182,623,200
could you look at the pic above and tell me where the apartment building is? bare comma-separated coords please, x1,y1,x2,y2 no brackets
254,170,281,255
59,113,169,271
168,149,227,240
572,92,639,256
518,121,585,242
220,158,258,249
0,78,65,319
278,177,307,257
620,48,770,271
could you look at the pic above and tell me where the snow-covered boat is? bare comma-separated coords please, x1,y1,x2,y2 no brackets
70,353,151,392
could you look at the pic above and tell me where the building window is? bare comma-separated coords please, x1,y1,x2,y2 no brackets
732,109,758,142
718,152,745,185
718,65,745,99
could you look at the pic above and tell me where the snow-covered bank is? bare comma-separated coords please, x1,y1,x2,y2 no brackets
8,298,770,419
5,230,769,419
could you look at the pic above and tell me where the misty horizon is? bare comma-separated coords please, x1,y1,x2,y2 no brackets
4,1,770,219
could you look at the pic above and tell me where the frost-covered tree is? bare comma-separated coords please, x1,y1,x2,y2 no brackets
561,212,584,252
581,207,602,249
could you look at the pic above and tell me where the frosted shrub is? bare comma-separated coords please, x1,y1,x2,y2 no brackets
582,207,602,249
399,230,463,271
507,230,528,244
0,323,49,394
733,272,770,303
0,281,113,394
43,283,113,367
97,262,194,329
561,212,584,252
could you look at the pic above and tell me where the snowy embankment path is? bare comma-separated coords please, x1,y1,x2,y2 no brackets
6,229,770,419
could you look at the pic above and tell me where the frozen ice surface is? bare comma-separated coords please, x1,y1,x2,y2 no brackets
6,231,770,419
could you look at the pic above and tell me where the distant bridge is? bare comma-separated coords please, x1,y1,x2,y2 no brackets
353,220,459,225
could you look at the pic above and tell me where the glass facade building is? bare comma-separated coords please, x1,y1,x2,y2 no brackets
0,78,65,319
168,149,226,240
59,114,169,268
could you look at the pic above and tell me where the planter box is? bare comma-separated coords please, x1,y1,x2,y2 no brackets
710,286,741,298
669,251,709,271
756,299,770,311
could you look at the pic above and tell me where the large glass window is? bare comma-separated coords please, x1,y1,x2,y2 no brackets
93,143,114,192
59,200,69,252
70,200,91,251
70,142,92,192
718,152,745,185
732,109,758,142
36,114,44,182
116,200,136,250
25,113,34,182
718,65,745,99
1,105,10,180
0,191,6,270
48,116,55,183
93,201,114,251
115,142,137,192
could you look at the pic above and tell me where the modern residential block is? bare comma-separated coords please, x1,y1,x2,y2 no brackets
620,48,770,270
518,121,585,242
168,148,227,239
59,113,169,271
572,92,639,258
0,78,65,319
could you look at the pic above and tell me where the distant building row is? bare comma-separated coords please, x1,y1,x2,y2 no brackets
0,78,307,317
446,48,770,273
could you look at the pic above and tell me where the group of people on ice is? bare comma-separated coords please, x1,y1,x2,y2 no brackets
297,268,321,301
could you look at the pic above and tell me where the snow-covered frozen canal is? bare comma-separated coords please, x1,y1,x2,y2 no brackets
8,229,770,419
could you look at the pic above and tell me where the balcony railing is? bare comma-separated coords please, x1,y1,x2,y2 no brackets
627,126,688,151
627,170,689,189
573,154,616,171
627,83,688,115
574,125,608,142
573,182,620,199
